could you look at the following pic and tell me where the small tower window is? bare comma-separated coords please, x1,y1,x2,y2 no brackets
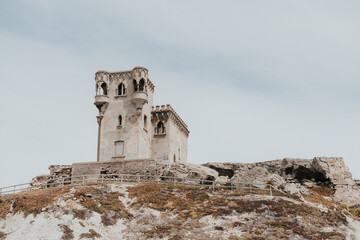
118,115,122,126
144,115,147,129
100,82,108,95
118,83,126,96
139,79,145,91
115,141,124,156
133,79,138,92
173,154,176,162
155,121,165,134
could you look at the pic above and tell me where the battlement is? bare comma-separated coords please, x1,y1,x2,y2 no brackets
151,104,189,136
95,66,155,92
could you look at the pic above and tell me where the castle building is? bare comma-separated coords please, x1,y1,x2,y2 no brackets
94,66,189,164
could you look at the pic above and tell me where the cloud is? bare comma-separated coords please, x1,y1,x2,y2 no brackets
0,0,359,186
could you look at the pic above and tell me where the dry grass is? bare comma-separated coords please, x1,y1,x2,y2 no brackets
0,231,7,240
0,199,10,219
71,186,132,226
72,209,87,220
0,186,70,218
58,224,74,240
79,229,101,239
128,183,347,239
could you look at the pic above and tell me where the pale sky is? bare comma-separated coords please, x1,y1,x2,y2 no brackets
1,0,359,187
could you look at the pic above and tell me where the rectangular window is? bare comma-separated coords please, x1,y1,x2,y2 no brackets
115,141,124,156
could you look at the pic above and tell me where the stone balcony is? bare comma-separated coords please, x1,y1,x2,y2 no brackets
94,95,109,109
132,91,148,112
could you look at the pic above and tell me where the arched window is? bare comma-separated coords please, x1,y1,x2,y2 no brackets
143,115,147,129
118,83,126,96
100,82,108,95
139,79,145,91
155,121,165,134
133,79,138,92
118,115,122,126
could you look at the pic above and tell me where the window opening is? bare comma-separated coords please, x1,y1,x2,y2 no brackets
118,115,122,126
139,79,145,91
100,82,108,95
133,79,138,91
144,115,147,129
115,141,124,156
118,83,126,95
155,121,165,134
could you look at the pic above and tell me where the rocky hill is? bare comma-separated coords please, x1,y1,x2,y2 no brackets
1,181,360,240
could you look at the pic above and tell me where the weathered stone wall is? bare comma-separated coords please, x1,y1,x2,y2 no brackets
71,159,157,178
151,115,188,164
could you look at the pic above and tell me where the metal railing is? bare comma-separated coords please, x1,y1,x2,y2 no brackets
355,179,360,185
0,173,280,197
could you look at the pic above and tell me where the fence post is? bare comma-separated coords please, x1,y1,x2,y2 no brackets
101,175,104,184
13,186,16,194
62,178,64,186
121,175,123,184
270,185,273,197
212,182,215,191
82,176,85,185
137,176,140,183
249,184,252,193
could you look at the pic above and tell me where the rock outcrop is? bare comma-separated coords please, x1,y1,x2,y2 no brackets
29,157,359,206
204,157,360,205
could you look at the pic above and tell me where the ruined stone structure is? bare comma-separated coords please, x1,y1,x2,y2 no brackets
94,66,189,164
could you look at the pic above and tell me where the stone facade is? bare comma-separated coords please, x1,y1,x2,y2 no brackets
94,66,189,164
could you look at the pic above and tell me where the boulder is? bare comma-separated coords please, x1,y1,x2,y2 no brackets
158,163,218,184
311,157,355,186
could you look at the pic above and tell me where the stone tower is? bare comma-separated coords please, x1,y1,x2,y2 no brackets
94,66,154,162
94,66,189,164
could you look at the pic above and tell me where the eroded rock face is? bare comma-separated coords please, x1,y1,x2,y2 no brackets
30,165,72,189
30,174,50,190
333,186,360,207
311,157,355,186
204,157,359,205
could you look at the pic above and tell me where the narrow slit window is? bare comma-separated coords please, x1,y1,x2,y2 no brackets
115,141,124,156
118,115,122,126
144,115,147,129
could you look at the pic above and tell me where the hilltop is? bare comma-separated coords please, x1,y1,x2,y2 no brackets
1,182,360,240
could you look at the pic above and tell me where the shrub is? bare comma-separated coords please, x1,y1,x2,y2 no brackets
58,224,74,240
79,229,101,239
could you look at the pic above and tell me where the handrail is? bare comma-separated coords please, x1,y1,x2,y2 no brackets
0,173,282,197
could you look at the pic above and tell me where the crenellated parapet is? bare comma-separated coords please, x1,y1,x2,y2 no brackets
151,104,189,137
94,66,155,93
